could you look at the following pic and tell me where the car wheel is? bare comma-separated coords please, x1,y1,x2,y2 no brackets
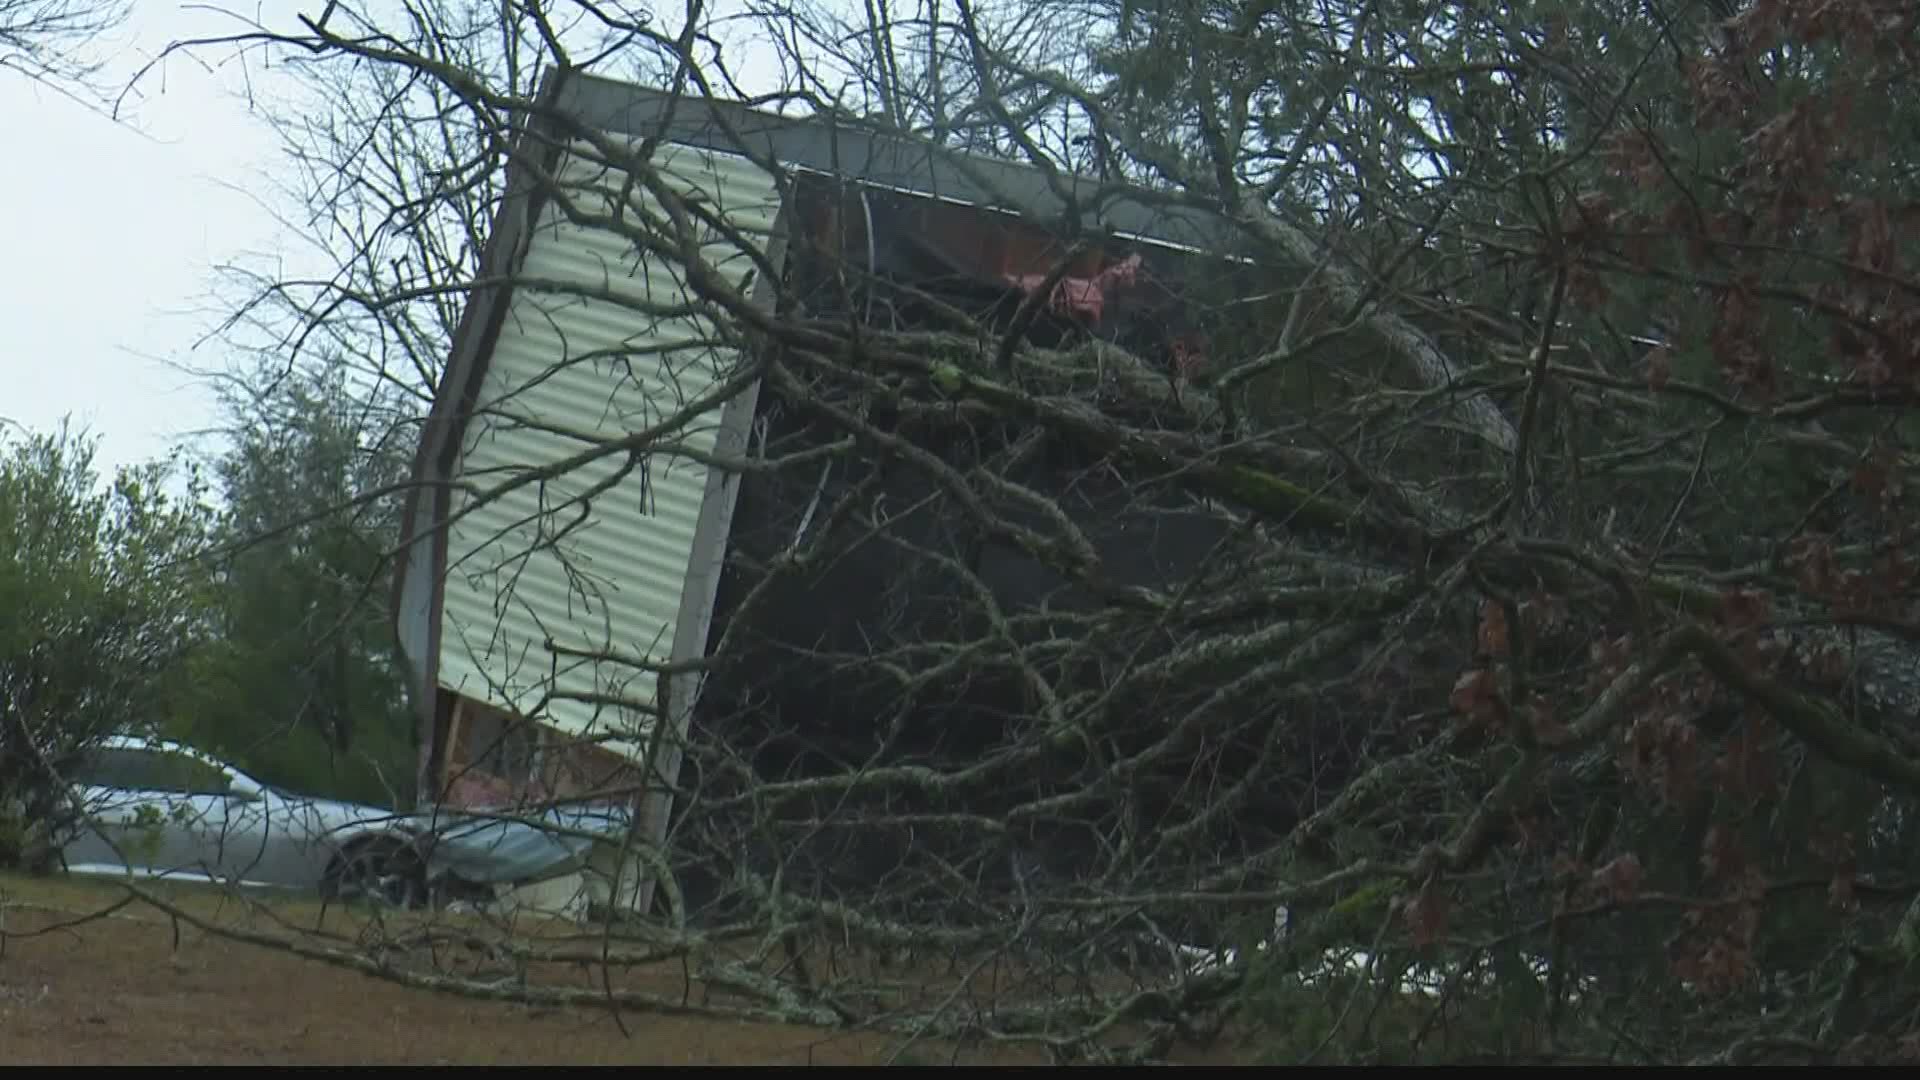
323,837,426,909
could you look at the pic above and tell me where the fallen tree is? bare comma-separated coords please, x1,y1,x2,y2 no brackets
128,0,1920,1065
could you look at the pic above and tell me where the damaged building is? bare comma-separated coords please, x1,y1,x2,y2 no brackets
390,72,1298,911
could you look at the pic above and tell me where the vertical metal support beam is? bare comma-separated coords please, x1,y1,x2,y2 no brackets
625,207,790,916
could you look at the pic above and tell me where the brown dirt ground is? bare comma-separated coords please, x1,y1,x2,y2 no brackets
0,874,1246,1065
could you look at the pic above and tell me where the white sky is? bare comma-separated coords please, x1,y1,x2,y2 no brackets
0,2,844,482
0,4,298,478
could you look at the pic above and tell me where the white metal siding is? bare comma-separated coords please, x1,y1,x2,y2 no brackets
436,141,781,756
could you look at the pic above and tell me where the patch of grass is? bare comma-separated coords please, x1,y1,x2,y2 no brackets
0,870,1056,1065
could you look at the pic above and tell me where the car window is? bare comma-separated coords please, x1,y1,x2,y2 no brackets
71,748,233,796
69,749,143,789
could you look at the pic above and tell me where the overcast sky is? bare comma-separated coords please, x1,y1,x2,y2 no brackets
0,2,827,482
0,5,297,479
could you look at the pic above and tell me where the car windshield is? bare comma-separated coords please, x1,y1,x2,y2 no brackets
71,746,238,797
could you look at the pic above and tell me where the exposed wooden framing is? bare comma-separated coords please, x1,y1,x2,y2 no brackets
442,695,470,797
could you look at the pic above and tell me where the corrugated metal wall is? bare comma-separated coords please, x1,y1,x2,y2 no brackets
436,140,782,755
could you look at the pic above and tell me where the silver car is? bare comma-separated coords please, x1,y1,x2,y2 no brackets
58,735,636,909
59,735,432,905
